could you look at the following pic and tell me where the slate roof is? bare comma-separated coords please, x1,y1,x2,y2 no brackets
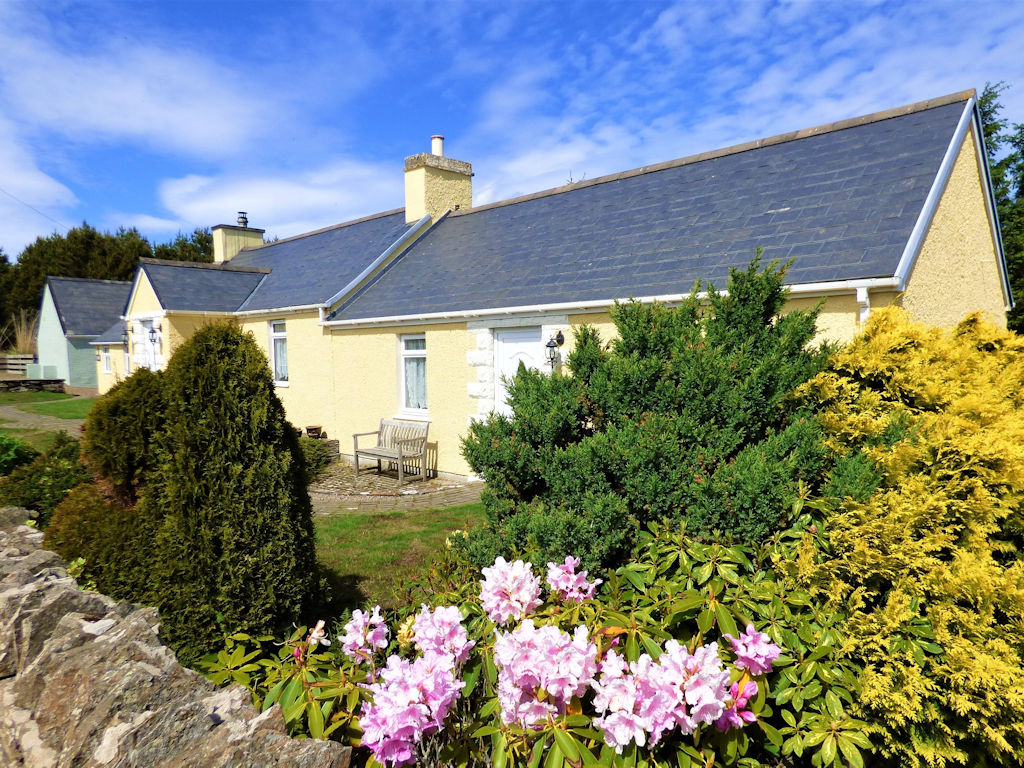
230,211,414,311
330,96,970,321
139,259,267,312
46,277,132,337
91,320,125,346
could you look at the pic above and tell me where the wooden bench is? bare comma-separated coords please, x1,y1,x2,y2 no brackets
353,419,429,485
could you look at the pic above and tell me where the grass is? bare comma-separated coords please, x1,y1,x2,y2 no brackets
0,423,58,452
316,501,486,615
0,391,73,405
17,397,96,420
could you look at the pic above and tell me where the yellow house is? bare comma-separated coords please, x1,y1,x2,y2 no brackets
95,90,1012,478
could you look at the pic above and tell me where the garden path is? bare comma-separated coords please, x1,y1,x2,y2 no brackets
0,403,85,436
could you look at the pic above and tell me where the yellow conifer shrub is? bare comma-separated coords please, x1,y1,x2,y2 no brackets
784,307,1024,766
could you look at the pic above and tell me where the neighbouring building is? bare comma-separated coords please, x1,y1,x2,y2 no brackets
36,276,132,388
87,90,1012,477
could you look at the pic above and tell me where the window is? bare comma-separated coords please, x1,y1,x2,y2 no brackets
400,334,427,413
102,346,111,374
123,346,131,375
269,320,288,384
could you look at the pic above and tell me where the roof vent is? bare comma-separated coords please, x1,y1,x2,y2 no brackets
237,211,248,227
431,135,444,157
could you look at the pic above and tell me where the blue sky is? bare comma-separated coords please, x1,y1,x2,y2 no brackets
2,0,1024,258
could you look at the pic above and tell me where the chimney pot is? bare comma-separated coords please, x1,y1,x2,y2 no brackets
431,135,444,156
237,211,248,227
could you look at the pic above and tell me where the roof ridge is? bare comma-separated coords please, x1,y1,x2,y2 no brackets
452,89,976,218
139,257,270,274
47,275,133,286
246,208,405,251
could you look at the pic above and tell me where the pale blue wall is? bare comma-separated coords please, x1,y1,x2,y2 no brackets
36,287,71,383
67,338,98,388
35,286,99,387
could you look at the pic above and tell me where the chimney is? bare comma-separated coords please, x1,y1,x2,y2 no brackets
211,212,266,263
404,135,472,224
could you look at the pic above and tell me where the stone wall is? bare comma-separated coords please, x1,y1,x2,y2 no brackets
0,379,65,393
0,507,351,768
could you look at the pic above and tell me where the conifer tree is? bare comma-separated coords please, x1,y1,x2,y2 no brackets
140,323,318,661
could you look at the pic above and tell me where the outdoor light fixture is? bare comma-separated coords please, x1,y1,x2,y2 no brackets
148,322,162,345
545,330,565,369
121,330,129,349
95,349,101,362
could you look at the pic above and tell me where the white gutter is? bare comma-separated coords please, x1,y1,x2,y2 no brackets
234,303,324,317
321,276,900,329
893,96,975,290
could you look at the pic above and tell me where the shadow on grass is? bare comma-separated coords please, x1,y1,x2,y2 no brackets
315,565,369,618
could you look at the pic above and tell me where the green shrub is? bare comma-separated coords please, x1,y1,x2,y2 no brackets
298,436,335,482
0,432,90,527
82,367,165,500
0,433,37,477
140,323,319,663
462,258,832,568
44,482,155,599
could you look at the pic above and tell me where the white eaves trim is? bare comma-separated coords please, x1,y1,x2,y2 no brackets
893,97,975,291
320,276,901,329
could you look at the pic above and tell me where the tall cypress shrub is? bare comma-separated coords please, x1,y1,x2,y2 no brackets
141,323,318,662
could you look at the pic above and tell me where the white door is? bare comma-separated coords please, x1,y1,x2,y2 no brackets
494,327,542,416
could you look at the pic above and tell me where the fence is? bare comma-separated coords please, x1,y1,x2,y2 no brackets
0,354,36,375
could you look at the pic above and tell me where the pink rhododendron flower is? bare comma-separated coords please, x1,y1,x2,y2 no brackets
715,681,758,731
307,619,331,648
493,619,598,728
592,640,731,753
412,604,475,665
546,556,602,603
479,557,541,626
725,623,781,676
359,652,465,767
341,605,389,664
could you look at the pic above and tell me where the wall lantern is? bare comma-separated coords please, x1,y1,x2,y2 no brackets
121,330,130,351
95,349,101,362
545,330,565,369
148,323,162,345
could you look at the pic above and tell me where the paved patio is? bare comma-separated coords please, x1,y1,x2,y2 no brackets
308,456,483,514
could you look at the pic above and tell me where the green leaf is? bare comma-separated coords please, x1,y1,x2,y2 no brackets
492,732,508,768
759,719,783,747
544,739,564,768
553,729,581,762
697,608,715,634
824,690,843,719
715,603,738,638
307,700,325,739
669,594,705,615
820,734,837,765
473,725,501,738
529,737,547,768
837,736,865,768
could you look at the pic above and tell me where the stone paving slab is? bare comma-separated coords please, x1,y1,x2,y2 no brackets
309,457,483,514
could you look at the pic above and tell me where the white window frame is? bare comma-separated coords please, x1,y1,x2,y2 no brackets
398,333,428,418
269,320,289,386
102,346,112,374
123,345,131,375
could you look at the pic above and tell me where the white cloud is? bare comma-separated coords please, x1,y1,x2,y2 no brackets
0,21,275,157
154,160,403,240
0,117,77,256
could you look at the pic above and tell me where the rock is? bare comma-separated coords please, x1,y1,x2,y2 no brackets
0,508,351,767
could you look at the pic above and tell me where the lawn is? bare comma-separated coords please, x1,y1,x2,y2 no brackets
17,397,97,420
0,422,57,452
316,501,486,614
0,391,73,405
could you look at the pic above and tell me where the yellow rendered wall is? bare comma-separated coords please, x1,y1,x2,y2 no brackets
783,294,861,346
902,126,1007,328
240,312,337,436
404,166,473,223
126,271,163,317
95,344,129,395
212,228,264,263
330,322,476,476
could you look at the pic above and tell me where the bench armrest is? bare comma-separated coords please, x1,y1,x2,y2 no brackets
353,431,382,450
